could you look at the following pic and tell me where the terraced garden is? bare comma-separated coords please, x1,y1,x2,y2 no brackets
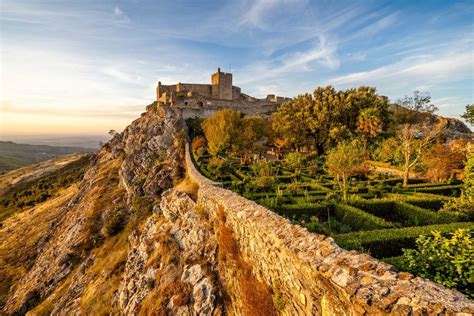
192,152,473,268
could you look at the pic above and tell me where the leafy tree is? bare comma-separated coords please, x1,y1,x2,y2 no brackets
400,229,473,297
325,140,365,200
397,120,446,187
373,137,404,165
421,143,465,182
441,145,474,220
233,115,268,163
462,104,474,125
356,108,383,159
396,90,438,123
202,110,241,155
272,86,389,153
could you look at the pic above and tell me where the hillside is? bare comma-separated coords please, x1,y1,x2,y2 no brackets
0,141,94,173
1,102,472,315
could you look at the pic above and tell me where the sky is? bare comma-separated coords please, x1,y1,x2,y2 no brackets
1,0,473,137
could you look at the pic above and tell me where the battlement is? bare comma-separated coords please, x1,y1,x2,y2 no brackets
156,68,289,108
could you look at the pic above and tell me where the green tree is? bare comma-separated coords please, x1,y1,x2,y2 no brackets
272,86,389,153
400,229,473,297
202,109,241,155
233,115,268,163
325,140,365,201
356,108,383,159
462,104,474,126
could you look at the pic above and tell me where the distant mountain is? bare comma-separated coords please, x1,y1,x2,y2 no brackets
0,141,95,172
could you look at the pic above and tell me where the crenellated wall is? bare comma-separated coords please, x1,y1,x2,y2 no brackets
184,143,474,315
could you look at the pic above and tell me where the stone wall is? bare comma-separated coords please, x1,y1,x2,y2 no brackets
184,144,474,315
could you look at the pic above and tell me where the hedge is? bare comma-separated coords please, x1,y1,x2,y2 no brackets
347,199,458,226
413,185,462,196
274,203,329,218
386,193,449,211
333,204,395,231
334,222,474,258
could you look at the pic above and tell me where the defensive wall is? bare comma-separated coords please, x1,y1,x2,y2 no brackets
183,142,474,315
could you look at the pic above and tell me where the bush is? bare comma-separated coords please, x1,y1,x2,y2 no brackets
208,156,229,178
400,229,473,297
275,203,329,218
334,222,474,258
283,152,305,170
333,204,394,231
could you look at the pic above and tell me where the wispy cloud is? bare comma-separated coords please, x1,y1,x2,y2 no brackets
113,6,130,24
328,52,472,86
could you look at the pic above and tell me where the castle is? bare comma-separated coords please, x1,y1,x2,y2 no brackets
156,68,291,117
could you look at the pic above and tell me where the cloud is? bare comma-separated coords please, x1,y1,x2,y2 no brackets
238,0,306,30
328,52,472,87
113,6,130,24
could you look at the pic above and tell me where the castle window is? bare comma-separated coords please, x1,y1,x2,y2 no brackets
184,101,188,105
197,101,203,107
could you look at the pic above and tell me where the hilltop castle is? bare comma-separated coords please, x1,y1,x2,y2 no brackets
156,68,291,118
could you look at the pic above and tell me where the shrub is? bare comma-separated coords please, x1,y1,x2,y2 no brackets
283,152,305,170
333,204,394,231
334,222,474,258
400,229,473,297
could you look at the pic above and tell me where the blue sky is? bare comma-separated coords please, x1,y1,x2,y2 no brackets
1,0,473,135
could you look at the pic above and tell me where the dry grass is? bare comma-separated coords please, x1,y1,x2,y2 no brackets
216,206,276,316
0,185,78,309
174,176,199,201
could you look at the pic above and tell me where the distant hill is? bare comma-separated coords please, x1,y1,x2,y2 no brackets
0,141,95,172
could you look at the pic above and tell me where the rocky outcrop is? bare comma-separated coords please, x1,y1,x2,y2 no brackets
116,189,221,315
4,104,185,314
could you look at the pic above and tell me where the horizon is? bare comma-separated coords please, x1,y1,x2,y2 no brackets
1,0,473,137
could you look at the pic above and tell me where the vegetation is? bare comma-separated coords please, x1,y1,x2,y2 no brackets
189,85,473,292
400,229,473,297
0,155,91,222
462,104,474,125
325,140,365,200
0,141,92,172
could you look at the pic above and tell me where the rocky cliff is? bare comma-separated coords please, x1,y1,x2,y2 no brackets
2,102,473,315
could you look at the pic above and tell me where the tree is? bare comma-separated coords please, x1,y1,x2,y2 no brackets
356,108,383,159
271,86,390,153
325,140,365,200
373,137,404,165
462,104,474,125
202,109,241,155
397,120,446,187
421,143,465,182
397,90,438,114
440,145,474,220
233,115,268,163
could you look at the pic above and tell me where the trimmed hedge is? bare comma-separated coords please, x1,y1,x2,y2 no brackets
412,185,462,196
274,203,329,218
386,193,449,211
347,199,458,226
334,222,474,258
333,204,395,231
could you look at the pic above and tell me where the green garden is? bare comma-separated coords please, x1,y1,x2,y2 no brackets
187,87,474,296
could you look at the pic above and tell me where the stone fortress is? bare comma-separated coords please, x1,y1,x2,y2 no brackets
156,68,291,118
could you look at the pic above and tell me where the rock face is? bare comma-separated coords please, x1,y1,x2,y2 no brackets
116,189,221,315
4,103,186,314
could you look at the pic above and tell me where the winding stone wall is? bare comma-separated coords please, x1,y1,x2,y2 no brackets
184,144,474,315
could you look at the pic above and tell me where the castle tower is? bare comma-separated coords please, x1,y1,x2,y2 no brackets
211,68,233,100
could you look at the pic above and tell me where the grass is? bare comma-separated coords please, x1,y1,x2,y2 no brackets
216,207,276,316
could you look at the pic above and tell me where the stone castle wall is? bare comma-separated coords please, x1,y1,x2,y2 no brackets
184,143,474,315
